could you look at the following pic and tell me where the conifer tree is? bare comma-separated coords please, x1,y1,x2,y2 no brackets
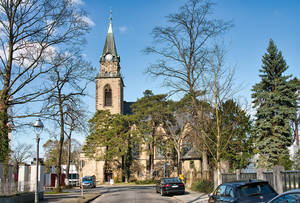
252,39,297,169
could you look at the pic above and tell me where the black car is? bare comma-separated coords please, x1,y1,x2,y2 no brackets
156,177,185,196
208,179,278,203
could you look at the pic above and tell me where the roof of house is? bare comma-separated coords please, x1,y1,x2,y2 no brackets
181,146,202,160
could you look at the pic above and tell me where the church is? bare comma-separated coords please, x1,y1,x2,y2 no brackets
80,16,201,184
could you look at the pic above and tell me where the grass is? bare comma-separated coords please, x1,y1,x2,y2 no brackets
113,179,157,185
44,191,69,194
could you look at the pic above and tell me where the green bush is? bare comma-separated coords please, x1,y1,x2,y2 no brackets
134,179,157,184
191,180,214,193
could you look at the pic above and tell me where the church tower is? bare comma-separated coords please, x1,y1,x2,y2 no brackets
96,13,124,114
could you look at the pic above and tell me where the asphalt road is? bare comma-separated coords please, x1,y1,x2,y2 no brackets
91,185,181,203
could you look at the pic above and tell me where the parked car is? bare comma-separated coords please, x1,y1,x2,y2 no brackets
268,189,300,203
82,176,96,188
156,177,185,196
208,179,278,203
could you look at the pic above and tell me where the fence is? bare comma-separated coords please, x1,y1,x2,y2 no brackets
221,172,257,183
0,179,32,195
0,163,45,196
220,167,300,193
282,170,300,191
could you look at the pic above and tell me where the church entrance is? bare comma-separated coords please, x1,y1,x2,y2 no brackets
104,162,113,182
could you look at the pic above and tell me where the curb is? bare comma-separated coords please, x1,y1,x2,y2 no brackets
84,194,101,203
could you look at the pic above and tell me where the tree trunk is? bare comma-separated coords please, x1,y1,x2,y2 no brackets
65,136,71,187
0,20,13,163
202,151,209,179
55,96,65,192
296,117,299,146
215,72,222,186
0,101,9,163
217,161,222,186
177,148,182,175
150,121,156,179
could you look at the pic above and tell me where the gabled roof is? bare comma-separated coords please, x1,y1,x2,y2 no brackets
181,146,202,160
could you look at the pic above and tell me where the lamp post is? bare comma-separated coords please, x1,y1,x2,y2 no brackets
33,118,44,203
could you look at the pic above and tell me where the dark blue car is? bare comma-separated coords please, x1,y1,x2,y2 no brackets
208,180,278,203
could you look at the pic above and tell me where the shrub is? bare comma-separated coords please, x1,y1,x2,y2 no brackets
134,179,157,184
191,180,214,193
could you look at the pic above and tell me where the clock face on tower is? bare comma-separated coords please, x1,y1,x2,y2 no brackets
105,54,113,62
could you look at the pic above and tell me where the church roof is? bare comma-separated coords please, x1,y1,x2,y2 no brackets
101,12,118,61
123,101,135,115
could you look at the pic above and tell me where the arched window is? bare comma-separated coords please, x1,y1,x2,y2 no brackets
104,84,112,106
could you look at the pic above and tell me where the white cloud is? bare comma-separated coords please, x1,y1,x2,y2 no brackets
119,26,128,33
0,41,58,67
81,16,95,27
70,0,84,5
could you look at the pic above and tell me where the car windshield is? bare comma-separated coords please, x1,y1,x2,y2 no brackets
83,177,93,181
239,183,274,197
162,178,181,183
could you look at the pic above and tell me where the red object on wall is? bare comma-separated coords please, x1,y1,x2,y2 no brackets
51,174,56,187
50,174,66,187
14,173,18,182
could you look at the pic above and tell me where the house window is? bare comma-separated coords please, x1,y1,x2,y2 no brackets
104,85,112,106
190,160,194,169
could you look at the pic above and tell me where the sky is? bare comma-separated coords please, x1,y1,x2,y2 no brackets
81,0,299,105
12,0,300,157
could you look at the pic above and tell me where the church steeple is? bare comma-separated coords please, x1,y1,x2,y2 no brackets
101,10,119,62
96,10,124,115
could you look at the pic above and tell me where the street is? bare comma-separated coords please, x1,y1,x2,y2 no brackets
90,185,180,203
42,185,209,203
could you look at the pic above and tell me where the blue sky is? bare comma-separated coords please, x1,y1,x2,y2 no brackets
12,0,300,156
82,0,300,110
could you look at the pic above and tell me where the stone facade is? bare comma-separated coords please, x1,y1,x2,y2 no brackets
95,76,123,115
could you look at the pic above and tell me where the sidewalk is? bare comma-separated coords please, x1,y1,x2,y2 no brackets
173,189,209,203
41,192,100,203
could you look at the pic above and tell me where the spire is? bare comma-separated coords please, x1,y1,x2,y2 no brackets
108,9,113,33
101,10,118,62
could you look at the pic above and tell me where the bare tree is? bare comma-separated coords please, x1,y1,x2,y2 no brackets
41,52,93,191
0,0,90,161
64,107,88,187
202,44,240,185
145,0,232,179
10,142,33,175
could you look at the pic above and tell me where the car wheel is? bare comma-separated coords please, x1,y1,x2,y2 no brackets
180,191,185,195
160,188,165,196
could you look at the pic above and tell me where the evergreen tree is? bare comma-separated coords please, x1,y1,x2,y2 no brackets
131,90,173,178
218,100,253,170
252,39,297,169
83,110,137,182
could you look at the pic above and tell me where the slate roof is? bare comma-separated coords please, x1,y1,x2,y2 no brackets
123,101,135,115
100,17,119,62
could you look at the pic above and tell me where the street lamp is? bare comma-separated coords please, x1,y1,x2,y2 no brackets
33,118,44,203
